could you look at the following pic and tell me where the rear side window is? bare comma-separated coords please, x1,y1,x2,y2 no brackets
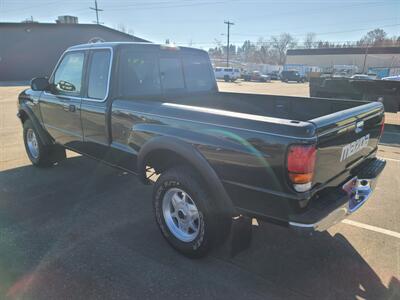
224,68,233,72
118,49,161,97
182,54,214,92
87,50,111,100
53,51,85,95
117,48,214,97
159,57,185,92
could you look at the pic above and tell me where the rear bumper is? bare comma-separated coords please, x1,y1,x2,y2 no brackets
288,158,386,232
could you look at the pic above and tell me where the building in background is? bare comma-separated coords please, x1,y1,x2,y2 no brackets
56,15,79,24
286,47,400,75
0,19,149,81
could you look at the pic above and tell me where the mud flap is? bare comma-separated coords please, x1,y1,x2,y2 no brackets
49,144,67,164
227,215,253,257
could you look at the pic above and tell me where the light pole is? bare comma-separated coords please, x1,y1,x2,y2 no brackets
362,44,369,74
224,21,234,67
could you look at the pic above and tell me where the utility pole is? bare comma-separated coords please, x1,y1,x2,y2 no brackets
224,20,234,67
362,44,369,74
90,0,103,25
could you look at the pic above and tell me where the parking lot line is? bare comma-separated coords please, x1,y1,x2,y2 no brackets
379,157,400,163
342,219,400,239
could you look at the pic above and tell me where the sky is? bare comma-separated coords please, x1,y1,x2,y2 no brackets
0,0,399,49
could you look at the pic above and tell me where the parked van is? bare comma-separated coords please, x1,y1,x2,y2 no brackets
214,67,241,82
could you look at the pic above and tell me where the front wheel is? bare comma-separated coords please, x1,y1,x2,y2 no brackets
23,119,66,167
153,166,229,257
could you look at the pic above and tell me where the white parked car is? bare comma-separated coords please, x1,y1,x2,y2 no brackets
214,67,241,82
350,74,375,80
382,75,400,81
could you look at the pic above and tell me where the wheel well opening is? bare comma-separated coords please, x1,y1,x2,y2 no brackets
143,149,200,183
18,110,29,123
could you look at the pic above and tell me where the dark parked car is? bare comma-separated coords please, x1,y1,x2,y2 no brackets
281,70,306,83
18,42,386,257
268,71,280,80
243,71,271,82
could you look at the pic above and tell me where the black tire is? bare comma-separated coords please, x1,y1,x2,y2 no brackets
23,119,66,167
153,166,228,258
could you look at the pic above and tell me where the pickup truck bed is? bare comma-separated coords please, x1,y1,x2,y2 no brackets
18,42,386,257
111,91,384,224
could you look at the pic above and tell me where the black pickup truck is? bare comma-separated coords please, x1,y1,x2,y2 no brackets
309,76,400,113
18,42,386,257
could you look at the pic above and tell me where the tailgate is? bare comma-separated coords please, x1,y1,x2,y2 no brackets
311,102,384,187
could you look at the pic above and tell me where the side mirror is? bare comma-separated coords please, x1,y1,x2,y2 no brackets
30,77,49,91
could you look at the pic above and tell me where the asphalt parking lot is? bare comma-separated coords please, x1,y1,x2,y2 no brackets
0,83,399,299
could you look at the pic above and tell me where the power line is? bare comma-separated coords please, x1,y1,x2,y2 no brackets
89,0,103,25
231,17,400,38
224,20,234,67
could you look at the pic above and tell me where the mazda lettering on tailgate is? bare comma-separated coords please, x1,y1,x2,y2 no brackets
340,134,370,162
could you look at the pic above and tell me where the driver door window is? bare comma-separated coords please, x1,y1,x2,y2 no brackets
53,51,85,95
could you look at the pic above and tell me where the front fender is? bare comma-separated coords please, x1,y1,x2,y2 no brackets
18,103,53,146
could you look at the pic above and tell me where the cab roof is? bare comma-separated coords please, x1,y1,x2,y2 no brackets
67,42,207,55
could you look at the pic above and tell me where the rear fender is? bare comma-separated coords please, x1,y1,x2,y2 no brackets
137,136,236,216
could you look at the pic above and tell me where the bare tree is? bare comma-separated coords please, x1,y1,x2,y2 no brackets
304,32,316,49
359,28,387,46
238,40,257,63
116,23,127,33
256,38,270,63
271,33,297,65
116,24,135,36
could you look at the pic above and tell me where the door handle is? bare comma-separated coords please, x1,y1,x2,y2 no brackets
63,103,76,112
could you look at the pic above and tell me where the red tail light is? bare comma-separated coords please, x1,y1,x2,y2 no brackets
287,144,316,192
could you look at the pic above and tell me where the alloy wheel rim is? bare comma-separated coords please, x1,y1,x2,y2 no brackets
26,128,39,159
162,188,201,242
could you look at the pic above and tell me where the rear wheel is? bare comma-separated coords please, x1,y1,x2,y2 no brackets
153,166,229,257
23,119,66,167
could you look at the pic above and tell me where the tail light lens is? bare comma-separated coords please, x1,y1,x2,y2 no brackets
287,144,316,192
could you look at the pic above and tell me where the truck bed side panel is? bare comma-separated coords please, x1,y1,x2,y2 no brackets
110,99,315,222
